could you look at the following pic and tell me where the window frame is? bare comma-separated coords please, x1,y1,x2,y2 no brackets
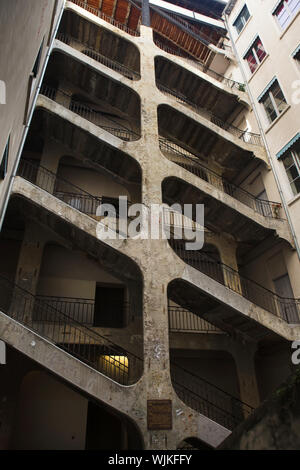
0,135,10,180
233,4,251,36
282,149,300,196
259,79,288,124
244,36,267,74
273,0,300,31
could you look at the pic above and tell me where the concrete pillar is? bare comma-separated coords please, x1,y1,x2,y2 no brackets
11,223,48,324
37,139,63,194
137,26,176,450
231,343,260,410
142,0,151,27
219,239,242,295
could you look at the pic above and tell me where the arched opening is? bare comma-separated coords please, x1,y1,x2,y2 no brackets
9,369,143,450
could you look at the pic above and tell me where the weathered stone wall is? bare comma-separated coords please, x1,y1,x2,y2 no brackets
219,366,300,450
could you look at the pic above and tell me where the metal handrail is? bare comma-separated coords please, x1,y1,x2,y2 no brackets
171,362,254,429
154,39,245,92
170,239,300,324
154,8,224,49
0,273,143,385
39,84,141,141
36,295,131,326
159,137,281,218
17,159,132,219
56,32,141,81
168,305,224,333
157,82,261,146
69,0,140,37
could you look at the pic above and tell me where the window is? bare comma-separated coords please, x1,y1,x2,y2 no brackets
244,37,267,73
293,44,300,69
282,148,300,196
273,0,300,30
233,5,250,35
259,79,288,124
0,135,10,180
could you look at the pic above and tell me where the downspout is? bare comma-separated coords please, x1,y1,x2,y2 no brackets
224,11,300,260
0,0,66,230
142,0,151,26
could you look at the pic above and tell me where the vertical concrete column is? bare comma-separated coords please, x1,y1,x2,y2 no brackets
137,26,178,450
231,343,260,410
11,223,48,323
219,239,242,295
37,139,63,194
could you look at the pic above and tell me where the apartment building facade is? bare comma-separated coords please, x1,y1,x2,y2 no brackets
0,0,299,450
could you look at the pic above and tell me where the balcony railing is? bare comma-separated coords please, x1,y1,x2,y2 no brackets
69,0,140,37
154,40,246,93
56,32,141,81
0,274,142,385
171,362,254,430
17,159,132,222
170,239,300,324
40,84,140,142
157,82,261,146
159,137,281,218
168,305,225,333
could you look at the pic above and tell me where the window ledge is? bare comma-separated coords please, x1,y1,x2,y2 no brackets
287,192,300,207
265,105,291,134
233,15,253,42
247,54,270,83
279,10,300,40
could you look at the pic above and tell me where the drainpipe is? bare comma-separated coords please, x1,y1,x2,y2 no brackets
142,0,151,27
224,12,300,260
0,1,66,231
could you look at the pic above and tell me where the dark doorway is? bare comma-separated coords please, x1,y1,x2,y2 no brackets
94,284,125,327
85,401,123,450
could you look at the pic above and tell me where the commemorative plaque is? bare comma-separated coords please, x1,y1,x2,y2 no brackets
147,399,172,430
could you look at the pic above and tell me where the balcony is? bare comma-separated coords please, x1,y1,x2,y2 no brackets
57,9,141,80
157,85,261,147
169,239,300,325
160,137,280,219
154,39,245,93
42,50,141,141
68,0,140,37
0,273,142,385
40,84,140,142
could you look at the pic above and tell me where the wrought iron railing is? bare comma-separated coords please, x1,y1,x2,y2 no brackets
154,40,246,92
170,239,300,324
155,8,227,50
157,82,261,146
171,362,254,429
39,84,140,142
168,305,224,333
35,295,131,327
69,0,140,36
0,274,143,385
159,137,280,218
17,159,131,220
56,32,141,81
